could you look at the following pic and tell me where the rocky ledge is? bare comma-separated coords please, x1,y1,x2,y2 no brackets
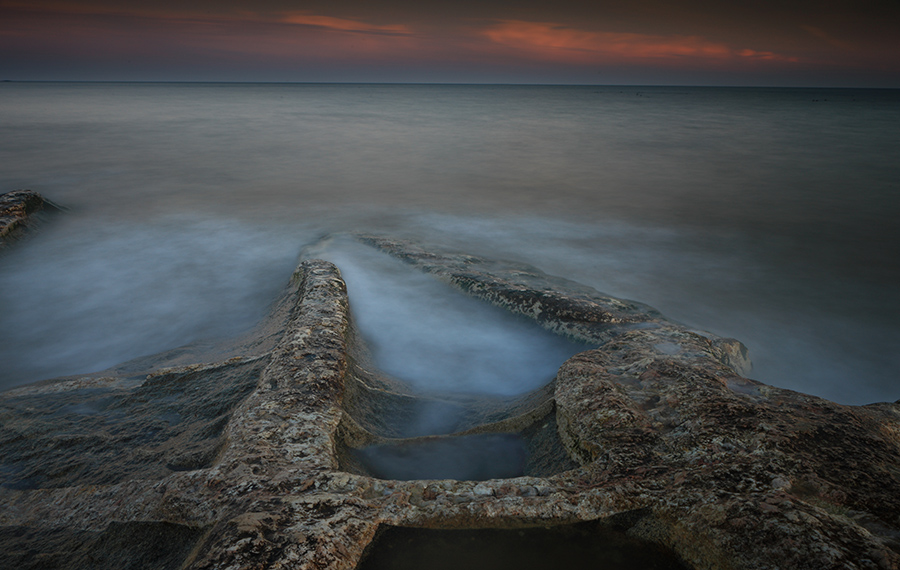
0,189,62,246
1,234,898,570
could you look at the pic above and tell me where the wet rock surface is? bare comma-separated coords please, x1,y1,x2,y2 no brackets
0,189,61,246
1,234,898,570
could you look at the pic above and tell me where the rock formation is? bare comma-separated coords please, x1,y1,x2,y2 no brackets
1,234,898,570
0,189,61,246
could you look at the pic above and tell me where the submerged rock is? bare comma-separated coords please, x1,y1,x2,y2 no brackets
1,235,898,570
0,189,62,246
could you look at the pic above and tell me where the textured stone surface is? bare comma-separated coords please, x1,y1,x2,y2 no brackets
0,189,61,245
1,235,898,570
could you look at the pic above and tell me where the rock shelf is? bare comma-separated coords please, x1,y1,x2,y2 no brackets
0,189,62,246
1,234,899,570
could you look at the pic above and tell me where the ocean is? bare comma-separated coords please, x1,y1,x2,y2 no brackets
0,82,897,404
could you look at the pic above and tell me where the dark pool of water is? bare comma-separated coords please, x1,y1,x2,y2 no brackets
356,520,691,570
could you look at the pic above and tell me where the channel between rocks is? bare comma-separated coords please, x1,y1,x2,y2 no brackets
298,234,707,569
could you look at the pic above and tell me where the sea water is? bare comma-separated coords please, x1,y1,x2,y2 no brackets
0,82,897,404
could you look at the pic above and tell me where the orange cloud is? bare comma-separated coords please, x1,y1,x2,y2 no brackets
281,13,411,36
0,2,424,70
736,48,798,62
480,20,797,64
1,2,413,36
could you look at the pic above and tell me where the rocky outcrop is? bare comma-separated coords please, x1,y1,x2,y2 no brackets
0,189,61,245
1,235,898,570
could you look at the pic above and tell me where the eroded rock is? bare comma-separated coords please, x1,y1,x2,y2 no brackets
1,235,898,570
0,189,62,246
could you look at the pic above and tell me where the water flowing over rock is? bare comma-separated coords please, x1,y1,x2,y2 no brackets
1,234,898,570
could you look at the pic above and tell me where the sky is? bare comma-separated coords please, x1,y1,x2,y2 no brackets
1,0,898,86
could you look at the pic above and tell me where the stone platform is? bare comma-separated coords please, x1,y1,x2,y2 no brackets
1,234,898,570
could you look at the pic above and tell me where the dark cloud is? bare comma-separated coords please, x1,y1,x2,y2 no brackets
0,0,897,85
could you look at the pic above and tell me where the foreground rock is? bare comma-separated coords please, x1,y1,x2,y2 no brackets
1,235,898,570
0,189,61,246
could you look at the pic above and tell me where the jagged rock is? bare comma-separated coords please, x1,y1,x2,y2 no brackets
1,235,898,570
0,189,62,245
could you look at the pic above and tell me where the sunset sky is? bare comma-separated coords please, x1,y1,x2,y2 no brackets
2,0,898,86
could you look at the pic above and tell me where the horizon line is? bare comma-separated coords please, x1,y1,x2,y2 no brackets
2,79,897,90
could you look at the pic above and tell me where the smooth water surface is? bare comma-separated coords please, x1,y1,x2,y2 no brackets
1,83,898,404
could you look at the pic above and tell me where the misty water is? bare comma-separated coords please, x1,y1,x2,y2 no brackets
307,235,585,396
1,83,898,405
